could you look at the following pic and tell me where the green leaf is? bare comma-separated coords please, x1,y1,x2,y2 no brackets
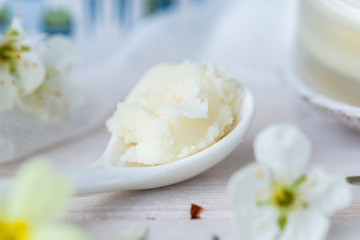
21,45,31,52
256,200,271,207
4,29,20,38
292,174,307,188
9,61,17,74
277,214,287,231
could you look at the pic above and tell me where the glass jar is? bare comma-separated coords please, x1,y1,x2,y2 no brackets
296,0,360,106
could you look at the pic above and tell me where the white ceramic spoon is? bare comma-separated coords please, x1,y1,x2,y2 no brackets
3,85,255,196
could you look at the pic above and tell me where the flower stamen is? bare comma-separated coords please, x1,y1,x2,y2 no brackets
259,175,309,231
255,170,265,180
272,186,295,209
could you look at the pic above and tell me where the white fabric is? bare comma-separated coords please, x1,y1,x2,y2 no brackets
0,1,225,163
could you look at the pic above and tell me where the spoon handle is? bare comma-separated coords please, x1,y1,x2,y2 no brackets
63,166,156,196
0,165,163,197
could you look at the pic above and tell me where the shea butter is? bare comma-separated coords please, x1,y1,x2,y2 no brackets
106,61,243,166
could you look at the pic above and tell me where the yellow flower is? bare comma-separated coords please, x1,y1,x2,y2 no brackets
0,158,88,240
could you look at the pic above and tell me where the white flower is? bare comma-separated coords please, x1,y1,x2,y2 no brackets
0,158,88,240
17,36,82,122
0,16,82,122
41,36,79,74
227,123,351,240
0,16,45,111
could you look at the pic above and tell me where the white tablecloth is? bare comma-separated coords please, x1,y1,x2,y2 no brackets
2,0,360,239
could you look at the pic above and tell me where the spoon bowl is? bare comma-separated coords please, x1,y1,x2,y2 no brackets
2,85,255,196
68,85,255,196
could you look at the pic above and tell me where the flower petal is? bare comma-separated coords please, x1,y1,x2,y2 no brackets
8,16,25,34
254,123,311,177
7,158,72,227
42,36,79,75
16,50,45,96
0,70,16,112
280,209,329,240
33,224,88,240
4,16,26,42
232,205,279,240
228,163,278,240
228,163,271,206
305,167,351,214
17,74,83,123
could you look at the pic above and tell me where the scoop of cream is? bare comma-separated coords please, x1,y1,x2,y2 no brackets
106,61,243,166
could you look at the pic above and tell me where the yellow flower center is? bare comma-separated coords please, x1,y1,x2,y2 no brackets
257,175,309,231
272,186,295,209
0,43,19,62
0,42,19,74
0,221,30,240
0,29,30,74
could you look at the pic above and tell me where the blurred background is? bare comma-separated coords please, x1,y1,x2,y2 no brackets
0,0,235,163
0,0,223,67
